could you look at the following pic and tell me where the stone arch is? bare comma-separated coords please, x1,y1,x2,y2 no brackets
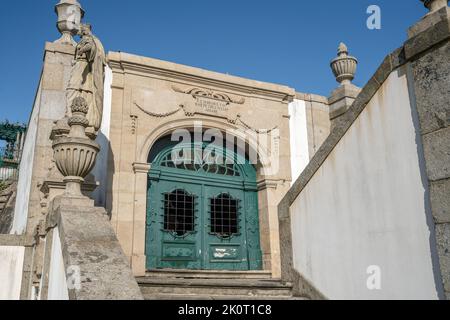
135,117,282,276
137,117,274,178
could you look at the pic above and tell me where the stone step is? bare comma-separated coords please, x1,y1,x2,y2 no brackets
137,277,293,299
146,269,273,280
0,195,10,203
144,293,307,300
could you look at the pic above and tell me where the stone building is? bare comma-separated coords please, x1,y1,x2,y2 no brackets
0,0,448,300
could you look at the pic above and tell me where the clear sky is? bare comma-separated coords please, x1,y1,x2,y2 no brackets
0,0,426,124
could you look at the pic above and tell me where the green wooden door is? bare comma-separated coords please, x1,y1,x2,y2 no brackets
146,143,262,271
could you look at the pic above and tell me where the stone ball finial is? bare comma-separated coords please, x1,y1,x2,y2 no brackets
330,42,358,86
421,0,449,13
54,0,85,46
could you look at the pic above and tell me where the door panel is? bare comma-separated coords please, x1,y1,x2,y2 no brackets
203,186,249,270
146,179,203,270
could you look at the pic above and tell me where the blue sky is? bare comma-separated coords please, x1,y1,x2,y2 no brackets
0,0,426,124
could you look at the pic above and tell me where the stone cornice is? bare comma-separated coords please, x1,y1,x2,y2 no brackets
107,52,295,103
0,235,35,247
295,92,329,105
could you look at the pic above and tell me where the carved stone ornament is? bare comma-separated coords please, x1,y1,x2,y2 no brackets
330,43,358,85
66,24,107,132
52,97,100,197
54,0,84,46
172,86,246,105
132,86,275,133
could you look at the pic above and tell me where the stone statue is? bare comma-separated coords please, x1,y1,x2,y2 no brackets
66,24,107,131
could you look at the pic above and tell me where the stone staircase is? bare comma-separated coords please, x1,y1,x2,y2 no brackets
137,270,306,300
0,181,16,234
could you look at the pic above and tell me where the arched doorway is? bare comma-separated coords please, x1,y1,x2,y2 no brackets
145,140,262,271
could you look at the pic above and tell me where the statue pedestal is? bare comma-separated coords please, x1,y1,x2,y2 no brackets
40,177,98,205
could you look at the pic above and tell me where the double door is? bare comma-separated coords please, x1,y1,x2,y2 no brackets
146,175,262,271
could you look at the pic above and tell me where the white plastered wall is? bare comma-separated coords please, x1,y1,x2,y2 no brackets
0,246,25,300
289,99,310,184
290,68,439,299
11,80,42,234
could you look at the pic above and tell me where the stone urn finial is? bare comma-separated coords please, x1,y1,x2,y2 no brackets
330,42,358,86
52,97,99,197
54,0,85,46
420,0,449,13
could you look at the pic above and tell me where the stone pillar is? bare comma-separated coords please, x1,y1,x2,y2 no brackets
328,43,361,129
407,1,450,299
44,86,142,301
131,162,151,276
24,42,76,236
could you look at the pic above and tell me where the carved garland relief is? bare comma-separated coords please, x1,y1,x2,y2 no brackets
133,85,278,133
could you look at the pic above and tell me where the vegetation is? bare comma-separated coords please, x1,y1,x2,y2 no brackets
0,120,26,143
0,181,8,192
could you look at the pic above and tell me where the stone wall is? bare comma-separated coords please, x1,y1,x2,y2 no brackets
407,7,450,299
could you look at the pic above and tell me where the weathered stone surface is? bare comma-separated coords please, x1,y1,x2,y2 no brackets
25,42,76,236
53,201,143,300
408,6,450,38
0,234,34,247
137,277,293,298
436,223,450,293
411,41,450,134
328,83,361,122
423,126,450,181
405,10,450,61
430,179,450,223
278,199,293,280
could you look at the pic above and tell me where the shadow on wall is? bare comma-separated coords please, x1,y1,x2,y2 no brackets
92,131,115,220
405,65,446,300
